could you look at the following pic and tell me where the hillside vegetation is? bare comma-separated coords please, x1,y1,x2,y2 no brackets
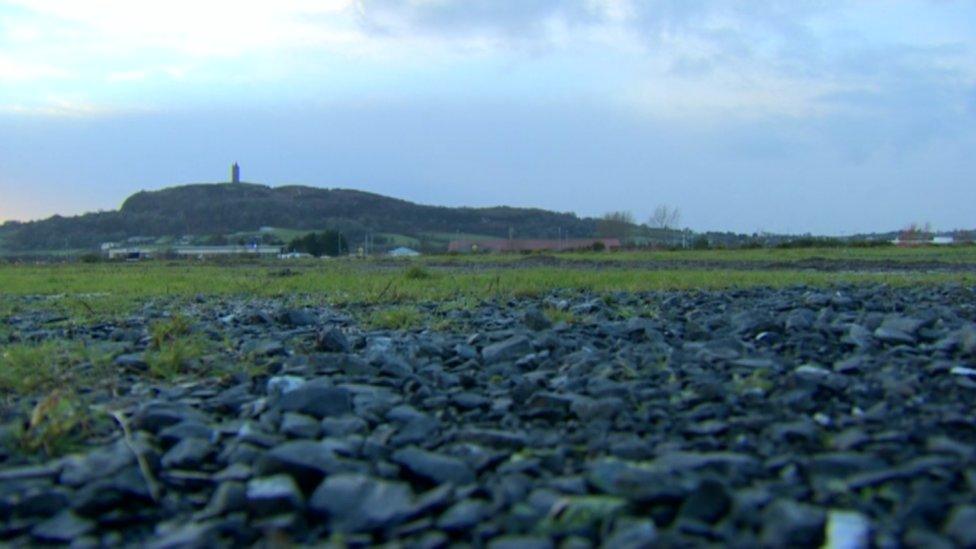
0,183,598,251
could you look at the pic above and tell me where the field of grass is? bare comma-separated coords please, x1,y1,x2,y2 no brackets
432,245,976,264
1,248,973,322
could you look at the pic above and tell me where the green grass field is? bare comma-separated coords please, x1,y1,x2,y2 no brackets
1,247,973,321
432,245,976,264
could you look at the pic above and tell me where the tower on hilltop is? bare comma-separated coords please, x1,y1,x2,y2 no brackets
231,162,240,184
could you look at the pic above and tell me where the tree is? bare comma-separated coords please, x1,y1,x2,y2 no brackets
597,211,635,239
649,205,681,230
288,230,348,257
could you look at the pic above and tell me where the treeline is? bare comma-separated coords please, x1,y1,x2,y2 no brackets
287,231,348,257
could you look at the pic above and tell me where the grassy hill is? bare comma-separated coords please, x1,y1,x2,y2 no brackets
1,183,598,252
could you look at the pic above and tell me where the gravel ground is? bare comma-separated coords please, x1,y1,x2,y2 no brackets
2,284,976,548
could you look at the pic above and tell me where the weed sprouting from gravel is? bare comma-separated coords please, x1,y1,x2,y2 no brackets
367,306,424,330
19,390,98,457
543,307,576,325
145,336,207,379
403,264,433,280
149,314,193,349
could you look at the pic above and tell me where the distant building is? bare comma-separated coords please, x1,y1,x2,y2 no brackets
108,245,281,260
231,162,240,184
447,238,620,253
388,246,421,257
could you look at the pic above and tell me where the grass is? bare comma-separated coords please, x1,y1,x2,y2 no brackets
366,306,424,330
544,307,577,325
20,390,99,456
0,341,116,459
431,245,976,264
146,336,208,379
0,259,971,305
0,340,109,396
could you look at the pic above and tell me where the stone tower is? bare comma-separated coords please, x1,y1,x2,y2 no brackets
231,162,240,184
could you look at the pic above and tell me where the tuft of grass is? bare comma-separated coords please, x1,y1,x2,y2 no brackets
149,314,193,350
0,341,87,395
403,264,434,280
145,335,206,379
367,306,424,330
20,390,96,457
544,307,576,325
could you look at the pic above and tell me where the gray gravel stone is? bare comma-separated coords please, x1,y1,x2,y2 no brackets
482,336,532,364
392,446,476,486
246,474,304,516
309,473,415,532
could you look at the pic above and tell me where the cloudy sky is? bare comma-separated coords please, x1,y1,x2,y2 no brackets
1,0,973,233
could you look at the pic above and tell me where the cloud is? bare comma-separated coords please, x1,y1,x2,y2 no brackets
0,55,68,81
0,0,973,127
0,97,114,117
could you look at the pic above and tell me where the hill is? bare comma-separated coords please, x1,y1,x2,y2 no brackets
0,183,598,252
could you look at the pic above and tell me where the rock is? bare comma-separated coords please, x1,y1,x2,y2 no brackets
873,326,915,345
131,402,207,433
571,397,625,421
523,308,552,331
321,415,368,437
280,413,321,439
824,510,870,549
453,392,490,410
794,364,848,391
437,499,490,531
844,324,874,348
950,366,976,378
72,465,154,515
316,327,351,352
587,459,678,501
158,421,214,447
309,474,415,532
147,521,220,549
12,486,70,517
60,440,134,486
114,353,148,372
242,338,285,356
277,384,352,418
267,375,306,396
197,481,246,519
760,499,825,548
256,440,354,490
392,446,476,486
482,336,532,364
879,315,926,336
161,437,213,469
246,474,304,516
604,519,658,548
31,510,94,543
488,535,554,549
278,308,317,326
679,479,732,523
944,505,976,548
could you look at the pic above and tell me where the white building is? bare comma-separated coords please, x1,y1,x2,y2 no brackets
388,246,421,257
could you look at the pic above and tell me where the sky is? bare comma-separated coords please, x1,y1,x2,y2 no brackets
0,0,974,234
